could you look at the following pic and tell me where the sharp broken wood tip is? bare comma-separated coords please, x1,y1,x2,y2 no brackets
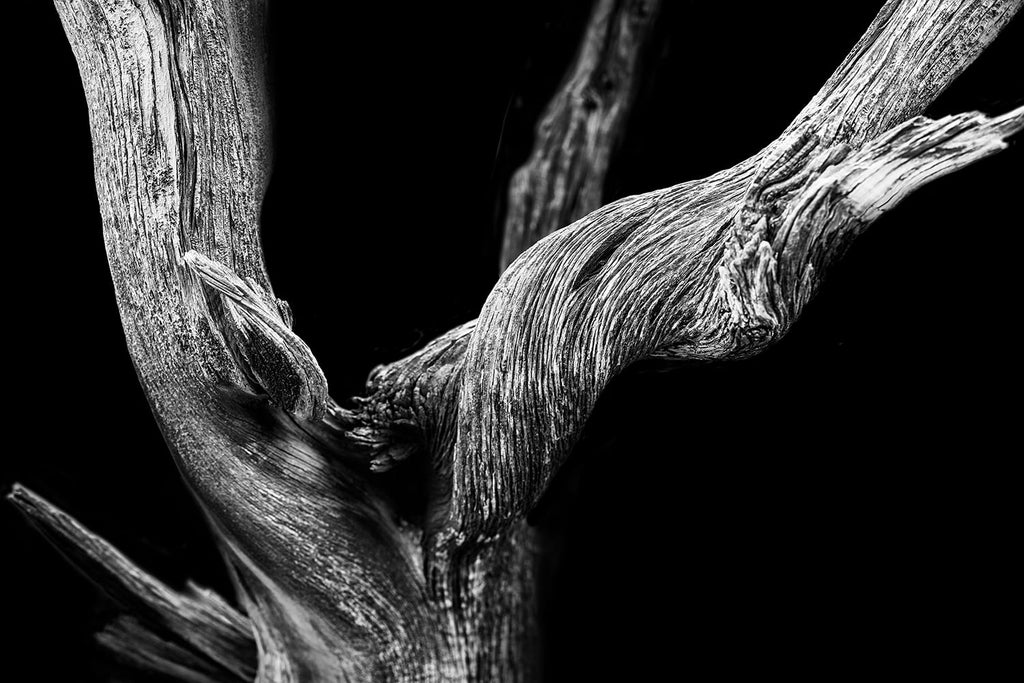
7,482,45,513
993,104,1024,137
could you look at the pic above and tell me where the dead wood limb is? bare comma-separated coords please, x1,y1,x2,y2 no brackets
38,0,560,677
19,0,1023,680
9,484,256,681
97,616,242,683
48,0,445,678
348,1,1024,560
500,0,662,271
786,0,1021,147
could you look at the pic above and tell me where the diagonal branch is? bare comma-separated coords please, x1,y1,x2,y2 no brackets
756,107,1024,313
348,0,1023,559
785,0,1021,147
8,484,256,680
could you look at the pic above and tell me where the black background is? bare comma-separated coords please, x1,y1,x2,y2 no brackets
5,2,1022,680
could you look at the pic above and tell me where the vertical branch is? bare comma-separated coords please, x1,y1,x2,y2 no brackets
30,0,1020,680
500,0,662,271
51,0,441,679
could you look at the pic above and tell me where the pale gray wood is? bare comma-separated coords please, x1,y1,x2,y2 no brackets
9,484,256,681
18,0,1023,680
356,0,1024,566
49,0,444,679
98,616,237,683
500,0,662,272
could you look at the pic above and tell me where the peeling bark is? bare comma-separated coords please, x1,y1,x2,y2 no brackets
15,0,1023,680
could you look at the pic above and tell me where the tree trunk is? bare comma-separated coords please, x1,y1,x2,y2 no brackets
10,0,1022,680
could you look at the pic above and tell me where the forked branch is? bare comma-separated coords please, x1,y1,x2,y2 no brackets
17,0,1023,680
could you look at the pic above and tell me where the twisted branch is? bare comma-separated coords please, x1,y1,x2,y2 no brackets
16,0,1022,680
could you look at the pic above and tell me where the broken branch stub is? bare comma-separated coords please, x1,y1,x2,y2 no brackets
8,485,257,681
500,0,663,271
51,0,448,678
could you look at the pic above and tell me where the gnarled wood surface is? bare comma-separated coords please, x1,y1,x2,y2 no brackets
500,0,662,271
13,0,1023,680
354,0,1023,564
10,484,256,682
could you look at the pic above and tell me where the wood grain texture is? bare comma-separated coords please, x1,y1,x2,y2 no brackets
20,0,1023,680
9,484,256,681
500,0,662,272
350,1,1024,562
50,0,446,679
98,616,238,683
45,0,554,677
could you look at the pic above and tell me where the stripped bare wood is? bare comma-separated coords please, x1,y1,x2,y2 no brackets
8,485,256,680
350,1,1024,563
98,616,239,683
17,0,1022,680
500,0,662,271
49,0,446,678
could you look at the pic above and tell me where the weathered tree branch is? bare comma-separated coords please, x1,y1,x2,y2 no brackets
500,0,662,271
8,484,256,681
19,0,1022,680
50,0,446,678
786,0,1020,147
98,616,238,683
726,107,1024,334
352,1,1023,561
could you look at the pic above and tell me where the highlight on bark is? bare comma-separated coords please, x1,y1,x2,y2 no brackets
11,0,1022,680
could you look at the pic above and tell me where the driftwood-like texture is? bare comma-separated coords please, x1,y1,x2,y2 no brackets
47,0,451,679
500,0,662,271
356,0,1024,562
14,0,1023,680
9,485,256,681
